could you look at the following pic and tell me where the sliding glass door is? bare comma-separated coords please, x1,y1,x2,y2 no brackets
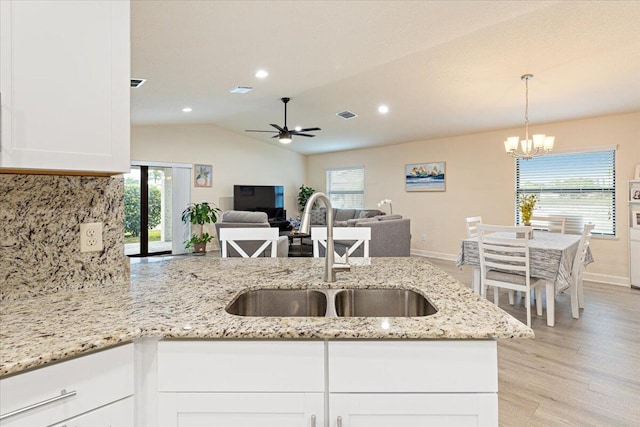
124,163,191,257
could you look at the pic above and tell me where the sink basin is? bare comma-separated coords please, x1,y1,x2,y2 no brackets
334,289,437,317
226,289,327,317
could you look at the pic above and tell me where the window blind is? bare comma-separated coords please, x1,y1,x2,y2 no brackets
326,166,365,209
516,149,616,236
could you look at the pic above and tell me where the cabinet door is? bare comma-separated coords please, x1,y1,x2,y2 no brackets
0,0,130,174
49,397,134,427
330,393,497,427
158,393,323,427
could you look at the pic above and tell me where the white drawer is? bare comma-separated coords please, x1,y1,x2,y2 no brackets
0,344,133,427
157,340,324,392
328,340,497,393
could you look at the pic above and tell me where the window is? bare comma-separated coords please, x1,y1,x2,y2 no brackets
326,166,365,209
516,149,616,236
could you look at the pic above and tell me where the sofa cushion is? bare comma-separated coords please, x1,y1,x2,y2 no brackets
310,208,326,225
334,220,350,227
347,217,378,227
222,210,268,223
376,214,403,221
335,209,357,221
359,209,384,218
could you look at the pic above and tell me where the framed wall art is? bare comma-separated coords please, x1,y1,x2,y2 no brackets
405,162,446,192
633,210,640,229
194,164,212,188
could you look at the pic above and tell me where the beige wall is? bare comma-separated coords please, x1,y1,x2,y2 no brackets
131,124,306,217
307,112,640,284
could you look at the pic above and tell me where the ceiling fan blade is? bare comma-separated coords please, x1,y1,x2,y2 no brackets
297,127,321,132
293,133,316,137
246,129,278,133
271,134,280,139
270,123,285,132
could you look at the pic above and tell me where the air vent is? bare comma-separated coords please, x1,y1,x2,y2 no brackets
230,86,254,94
130,78,146,88
336,110,358,120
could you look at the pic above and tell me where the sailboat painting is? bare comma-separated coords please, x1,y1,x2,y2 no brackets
405,162,446,192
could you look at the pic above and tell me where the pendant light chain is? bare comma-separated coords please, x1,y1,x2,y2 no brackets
524,76,529,143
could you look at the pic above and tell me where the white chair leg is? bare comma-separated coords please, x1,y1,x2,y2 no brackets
472,268,481,294
577,276,585,309
535,287,543,316
493,287,499,306
545,282,555,327
508,290,515,305
570,279,580,319
525,290,531,327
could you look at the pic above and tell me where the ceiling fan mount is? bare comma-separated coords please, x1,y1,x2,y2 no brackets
245,97,321,144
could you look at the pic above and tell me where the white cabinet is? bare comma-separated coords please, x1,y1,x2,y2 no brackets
153,340,498,427
330,393,497,427
50,396,134,427
0,344,134,427
629,180,640,288
0,0,130,174
156,341,325,427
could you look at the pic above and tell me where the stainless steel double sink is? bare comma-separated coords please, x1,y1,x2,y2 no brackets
226,288,437,318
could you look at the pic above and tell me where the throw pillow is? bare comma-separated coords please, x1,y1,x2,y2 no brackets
375,214,403,221
359,209,384,218
310,208,326,225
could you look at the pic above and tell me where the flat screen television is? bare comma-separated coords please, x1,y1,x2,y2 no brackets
233,185,285,220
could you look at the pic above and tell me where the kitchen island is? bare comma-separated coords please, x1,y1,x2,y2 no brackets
0,256,532,426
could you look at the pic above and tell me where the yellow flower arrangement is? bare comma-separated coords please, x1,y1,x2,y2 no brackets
519,194,538,225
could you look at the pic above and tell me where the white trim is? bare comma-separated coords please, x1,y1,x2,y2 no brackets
411,249,456,261
131,160,192,169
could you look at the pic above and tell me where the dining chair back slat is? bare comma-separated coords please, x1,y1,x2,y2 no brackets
465,216,483,238
476,224,545,327
530,215,567,234
219,228,279,258
311,227,371,259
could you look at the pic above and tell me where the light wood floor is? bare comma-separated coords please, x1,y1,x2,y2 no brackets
427,258,640,427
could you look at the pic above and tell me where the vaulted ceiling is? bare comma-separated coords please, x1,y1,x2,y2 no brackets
131,1,640,155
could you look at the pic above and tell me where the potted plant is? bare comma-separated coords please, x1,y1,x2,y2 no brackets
181,202,221,254
297,184,316,212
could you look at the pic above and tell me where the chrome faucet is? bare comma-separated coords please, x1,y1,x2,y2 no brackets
299,192,351,282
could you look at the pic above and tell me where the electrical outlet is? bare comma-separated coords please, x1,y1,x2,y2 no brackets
80,222,103,253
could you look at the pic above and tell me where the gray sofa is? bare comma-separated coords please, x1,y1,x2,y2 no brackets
215,210,289,257
308,208,411,257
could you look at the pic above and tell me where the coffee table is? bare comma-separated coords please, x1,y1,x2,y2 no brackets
281,231,313,257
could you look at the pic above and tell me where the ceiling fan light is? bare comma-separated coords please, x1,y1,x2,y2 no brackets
279,136,292,144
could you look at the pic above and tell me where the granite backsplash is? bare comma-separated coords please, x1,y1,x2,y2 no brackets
0,174,129,300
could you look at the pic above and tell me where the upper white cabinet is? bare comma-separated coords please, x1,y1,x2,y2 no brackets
0,0,130,175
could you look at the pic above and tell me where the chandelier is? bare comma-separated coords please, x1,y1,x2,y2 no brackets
504,74,555,160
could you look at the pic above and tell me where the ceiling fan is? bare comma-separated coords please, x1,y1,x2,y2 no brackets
245,97,321,144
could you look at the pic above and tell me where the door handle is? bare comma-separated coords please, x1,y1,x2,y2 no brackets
0,389,77,420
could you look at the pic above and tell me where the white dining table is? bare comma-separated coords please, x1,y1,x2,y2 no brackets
456,231,594,326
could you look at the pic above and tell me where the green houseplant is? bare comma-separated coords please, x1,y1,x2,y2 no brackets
297,184,316,212
181,202,221,254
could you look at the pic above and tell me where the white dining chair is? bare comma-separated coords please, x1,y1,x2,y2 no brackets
570,223,595,319
311,227,371,259
529,215,567,233
219,228,279,258
465,216,483,238
477,224,546,327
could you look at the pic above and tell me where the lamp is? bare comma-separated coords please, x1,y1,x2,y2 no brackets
278,132,292,144
504,74,555,160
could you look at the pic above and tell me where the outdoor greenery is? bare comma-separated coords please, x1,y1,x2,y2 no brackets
124,229,161,244
124,179,162,237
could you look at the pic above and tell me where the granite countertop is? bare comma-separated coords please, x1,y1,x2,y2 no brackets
0,256,533,377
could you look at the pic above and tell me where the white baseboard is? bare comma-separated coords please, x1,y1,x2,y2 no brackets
583,272,630,287
411,249,457,261
411,249,631,288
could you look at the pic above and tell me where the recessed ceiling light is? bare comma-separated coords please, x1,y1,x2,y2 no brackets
182,107,192,113
378,105,389,114
255,69,269,79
